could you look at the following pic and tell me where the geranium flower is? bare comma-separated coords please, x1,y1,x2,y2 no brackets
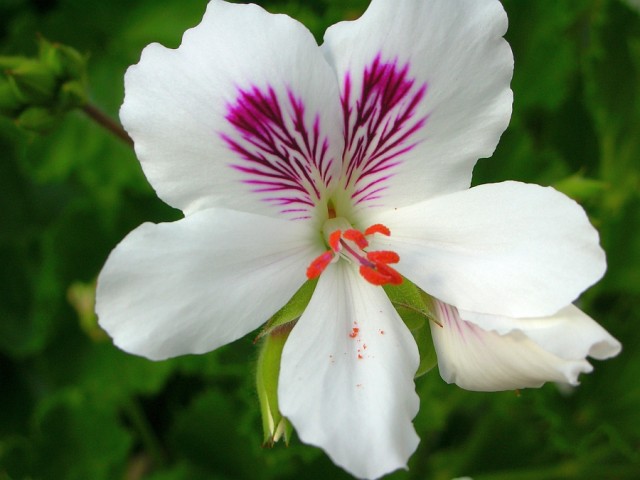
96,0,621,478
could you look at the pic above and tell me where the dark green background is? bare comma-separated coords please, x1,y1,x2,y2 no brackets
1,1,639,479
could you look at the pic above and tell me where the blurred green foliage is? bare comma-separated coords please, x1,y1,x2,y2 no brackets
1,0,639,479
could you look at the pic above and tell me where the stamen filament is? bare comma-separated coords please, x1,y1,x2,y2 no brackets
339,238,376,269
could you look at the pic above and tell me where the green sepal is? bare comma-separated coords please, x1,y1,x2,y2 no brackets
383,278,438,378
7,60,58,104
256,328,294,447
256,278,318,340
38,37,87,80
0,55,29,70
15,106,59,133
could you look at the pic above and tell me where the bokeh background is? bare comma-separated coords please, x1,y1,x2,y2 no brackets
1,0,639,479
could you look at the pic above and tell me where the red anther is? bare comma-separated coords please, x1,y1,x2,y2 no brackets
366,250,400,264
359,265,392,286
376,262,403,285
306,251,334,279
343,229,369,249
328,230,342,252
364,224,391,236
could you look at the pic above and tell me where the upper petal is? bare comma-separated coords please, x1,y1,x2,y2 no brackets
279,262,420,479
96,208,320,360
459,305,621,361
431,300,595,391
372,181,606,318
121,0,343,219
322,0,513,214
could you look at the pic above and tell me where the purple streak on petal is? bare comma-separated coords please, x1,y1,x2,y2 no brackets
341,54,428,206
221,85,334,217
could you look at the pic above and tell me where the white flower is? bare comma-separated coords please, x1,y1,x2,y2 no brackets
96,0,621,478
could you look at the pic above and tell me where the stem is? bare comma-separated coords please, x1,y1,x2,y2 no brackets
82,102,133,148
123,398,166,468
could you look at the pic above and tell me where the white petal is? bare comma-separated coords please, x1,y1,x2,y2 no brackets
431,300,595,391
322,0,513,213
121,0,343,219
279,262,420,479
459,305,621,361
372,181,606,318
96,208,320,360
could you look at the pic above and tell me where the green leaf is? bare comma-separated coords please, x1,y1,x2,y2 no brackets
583,0,640,212
504,0,586,111
32,389,132,480
168,390,259,480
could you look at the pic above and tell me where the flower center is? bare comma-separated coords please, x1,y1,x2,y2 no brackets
306,217,402,286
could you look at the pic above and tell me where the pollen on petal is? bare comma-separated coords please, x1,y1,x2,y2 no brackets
367,250,400,264
343,229,369,249
306,251,334,279
364,224,391,236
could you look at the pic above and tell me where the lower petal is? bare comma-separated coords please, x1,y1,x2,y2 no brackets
96,208,319,360
459,304,621,361
431,300,596,391
279,262,420,479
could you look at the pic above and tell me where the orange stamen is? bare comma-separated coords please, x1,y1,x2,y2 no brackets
375,262,403,285
305,222,401,286
328,230,342,252
306,251,333,279
367,250,400,264
343,229,369,249
364,224,391,236
359,265,392,286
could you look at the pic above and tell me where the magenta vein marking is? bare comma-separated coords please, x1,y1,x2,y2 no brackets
222,85,334,216
341,54,428,204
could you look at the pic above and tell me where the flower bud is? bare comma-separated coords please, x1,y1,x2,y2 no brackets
38,37,87,80
256,324,294,446
7,60,58,104
0,37,88,132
